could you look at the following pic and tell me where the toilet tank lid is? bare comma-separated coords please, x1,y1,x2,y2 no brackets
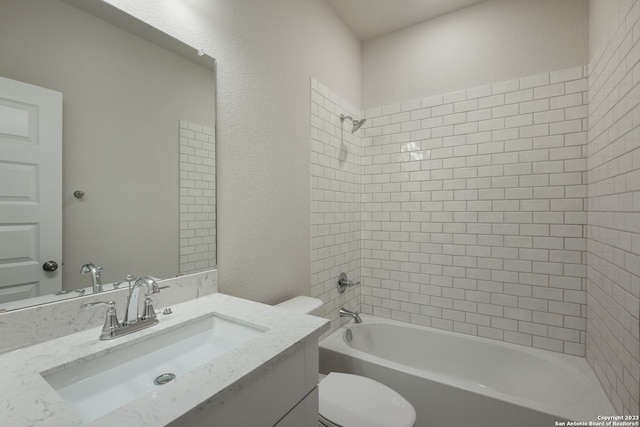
275,296,322,314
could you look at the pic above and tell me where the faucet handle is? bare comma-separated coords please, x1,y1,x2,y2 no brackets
81,300,112,309
337,272,360,294
141,295,157,321
82,300,122,338
113,274,136,290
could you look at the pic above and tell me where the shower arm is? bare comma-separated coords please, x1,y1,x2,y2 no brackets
339,114,366,134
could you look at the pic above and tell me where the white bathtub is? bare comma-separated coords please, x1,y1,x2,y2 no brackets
319,315,615,427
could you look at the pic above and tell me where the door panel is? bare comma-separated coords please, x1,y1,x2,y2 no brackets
0,76,62,303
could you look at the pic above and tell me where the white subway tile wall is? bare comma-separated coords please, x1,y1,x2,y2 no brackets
179,120,216,275
311,10,640,410
587,0,640,415
310,78,362,335
360,66,590,357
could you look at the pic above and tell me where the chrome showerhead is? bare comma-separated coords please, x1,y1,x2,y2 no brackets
340,114,367,134
351,118,366,133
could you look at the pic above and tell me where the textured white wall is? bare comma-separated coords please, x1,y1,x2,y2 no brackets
105,0,361,303
362,0,589,109
589,0,624,59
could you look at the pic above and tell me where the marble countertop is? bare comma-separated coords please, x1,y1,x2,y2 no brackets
0,293,329,426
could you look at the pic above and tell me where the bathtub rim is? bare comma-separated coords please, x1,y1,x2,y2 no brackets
320,314,615,422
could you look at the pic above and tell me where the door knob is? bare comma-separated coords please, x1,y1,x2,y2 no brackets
42,261,59,272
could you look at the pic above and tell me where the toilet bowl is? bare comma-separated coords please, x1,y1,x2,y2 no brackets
275,296,416,427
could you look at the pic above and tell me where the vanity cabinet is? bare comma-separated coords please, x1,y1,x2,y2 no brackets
0,293,329,427
171,337,320,427
274,388,319,427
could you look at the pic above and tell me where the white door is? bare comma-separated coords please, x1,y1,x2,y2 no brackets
0,76,62,303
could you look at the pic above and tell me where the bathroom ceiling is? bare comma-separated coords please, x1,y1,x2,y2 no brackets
325,0,486,41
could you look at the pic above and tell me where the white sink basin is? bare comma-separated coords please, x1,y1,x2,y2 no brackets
42,314,266,422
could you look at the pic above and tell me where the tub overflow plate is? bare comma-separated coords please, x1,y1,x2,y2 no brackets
345,329,353,342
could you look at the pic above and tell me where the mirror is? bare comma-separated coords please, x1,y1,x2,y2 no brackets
0,0,216,311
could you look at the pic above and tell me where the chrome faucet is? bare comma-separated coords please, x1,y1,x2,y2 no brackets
82,275,160,340
80,263,103,293
124,276,160,325
340,307,363,324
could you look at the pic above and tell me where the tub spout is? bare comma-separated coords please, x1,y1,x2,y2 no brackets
340,307,362,324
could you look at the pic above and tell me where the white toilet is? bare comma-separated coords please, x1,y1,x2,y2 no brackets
275,296,416,427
